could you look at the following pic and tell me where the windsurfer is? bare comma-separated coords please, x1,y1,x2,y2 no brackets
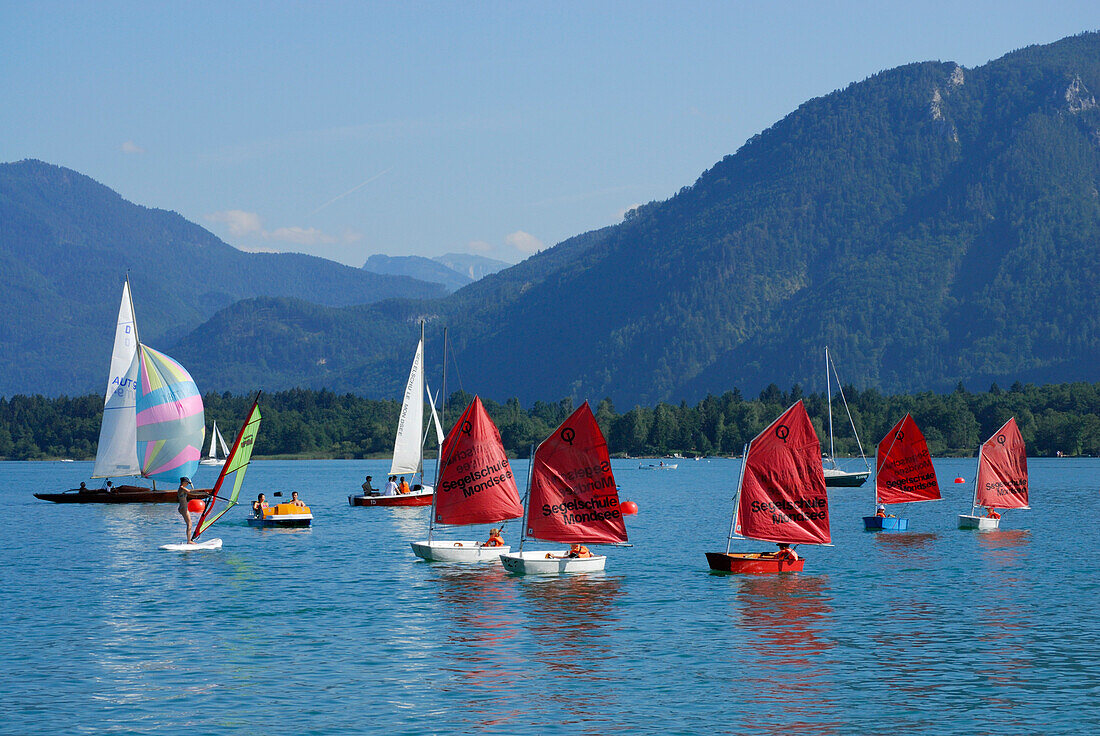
481,528,505,547
252,493,268,517
177,477,195,543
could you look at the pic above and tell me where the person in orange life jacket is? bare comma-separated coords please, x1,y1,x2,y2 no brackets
772,543,799,562
875,504,896,518
563,544,592,559
481,528,505,547
984,507,1001,519
398,477,411,494
252,493,268,517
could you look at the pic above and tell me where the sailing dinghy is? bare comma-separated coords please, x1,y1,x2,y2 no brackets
350,322,435,507
500,403,628,575
822,347,870,487
706,401,830,574
410,396,523,562
199,421,231,466
36,277,211,504
863,413,941,531
958,418,1028,530
164,396,263,550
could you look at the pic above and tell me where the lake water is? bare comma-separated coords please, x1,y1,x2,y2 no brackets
3,458,1098,735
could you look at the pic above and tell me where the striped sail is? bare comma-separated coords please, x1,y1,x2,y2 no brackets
135,344,205,483
91,280,141,478
194,399,262,538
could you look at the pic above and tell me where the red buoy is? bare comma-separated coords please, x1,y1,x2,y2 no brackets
187,499,205,513
954,477,965,484
621,500,639,515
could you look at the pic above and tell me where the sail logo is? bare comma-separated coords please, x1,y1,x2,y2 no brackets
775,425,790,443
560,427,576,445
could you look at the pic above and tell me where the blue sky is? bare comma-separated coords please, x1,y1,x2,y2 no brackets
3,2,1098,266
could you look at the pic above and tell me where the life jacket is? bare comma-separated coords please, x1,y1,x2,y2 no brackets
777,547,797,562
986,508,1001,519
484,536,504,547
399,482,410,494
875,509,886,518
575,545,592,558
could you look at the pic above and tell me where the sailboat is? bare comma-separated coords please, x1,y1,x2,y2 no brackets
35,277,211,504
350,322,437,507
822,346,870,487
199,421,231,466
862,413,941,531
958,418,1029,530
410,396,524,562
500,402,628,575
163,396,263,550
706,401,830,573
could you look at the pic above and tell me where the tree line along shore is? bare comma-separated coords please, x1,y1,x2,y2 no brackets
2,381,1099,462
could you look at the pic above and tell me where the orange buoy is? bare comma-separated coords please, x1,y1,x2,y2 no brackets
954,477,965,484
621,500,639,515
187,499,205,512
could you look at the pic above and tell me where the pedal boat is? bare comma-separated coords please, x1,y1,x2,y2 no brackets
499,549,607,575
248,502,313,528
348,486,433,507
410,540,511,562
705,551,805,574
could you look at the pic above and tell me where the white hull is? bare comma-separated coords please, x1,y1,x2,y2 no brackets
499,549,607,575
198,458,224,467
160,538,223,551
958,514,1000,530
638,463,677,470
410,540,511,562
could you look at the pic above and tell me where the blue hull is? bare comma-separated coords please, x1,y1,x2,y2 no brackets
862,516,909,531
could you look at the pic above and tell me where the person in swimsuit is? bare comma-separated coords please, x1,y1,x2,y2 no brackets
252,493,268,517
290,491,306,508
177,477,195,543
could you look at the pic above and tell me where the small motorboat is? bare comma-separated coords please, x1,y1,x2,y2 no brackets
348,486,433,507
705,552,805,574
248,502,313,528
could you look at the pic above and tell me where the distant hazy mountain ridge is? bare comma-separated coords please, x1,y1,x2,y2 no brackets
361,252,509,292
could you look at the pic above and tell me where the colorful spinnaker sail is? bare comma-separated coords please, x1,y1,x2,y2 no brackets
875,413,941,505
525,402,627,545
434,396,523,526
194,397,262,538
92,278,141,478
135,344,205,483
975,418,1029,510
734,401,830,545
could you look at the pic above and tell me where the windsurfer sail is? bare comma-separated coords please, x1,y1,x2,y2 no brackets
193,396,263,540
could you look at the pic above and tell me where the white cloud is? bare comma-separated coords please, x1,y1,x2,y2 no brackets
206,209,264,237
467,240,492,253
505,230,543,255
120,140,145,154
266,226,336,246
205,210,343,248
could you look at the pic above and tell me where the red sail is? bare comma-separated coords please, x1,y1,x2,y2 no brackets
875,413,941,505
975,418,1029,509
735,401,830,545
434,396,523,526
526,402,627,545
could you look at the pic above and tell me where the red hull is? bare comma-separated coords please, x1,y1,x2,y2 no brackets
705,551,805,574
34,486,212,504
348,493,433,507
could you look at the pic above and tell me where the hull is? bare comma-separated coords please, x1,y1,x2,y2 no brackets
161,538,222,551
638,463,677,470
823,468,869,487
500,549,607,575
410,540,511,562
705,551,805,574
863,516,909,531
958,514,1000,530
34,486,212,504
248,513,313,528
198,459,224,467
348,488,433,507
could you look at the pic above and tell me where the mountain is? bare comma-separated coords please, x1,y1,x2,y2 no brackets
432,253,509,281
20,33,1100,405
362,253,472,292
0,160,446,395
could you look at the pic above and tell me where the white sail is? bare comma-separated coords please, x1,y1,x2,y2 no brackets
425,379,445,446
389,337,424,476
207,421,219,459
216,423,230,457
91,281,141,478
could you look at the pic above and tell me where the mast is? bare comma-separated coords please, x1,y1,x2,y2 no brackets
725,442,750,553
971,443,983,515
428,325,446,541
516,442,536,551
826,346,835,466
418,320,425,485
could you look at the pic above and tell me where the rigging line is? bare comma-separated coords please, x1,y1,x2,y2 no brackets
829,355,869,471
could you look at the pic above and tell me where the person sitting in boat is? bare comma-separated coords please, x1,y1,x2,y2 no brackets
772,543,799,563
79,482,87,491
481,528,505,547
383,476,398,496
290,491,306,508
252,493,268,517
361,476,378,496
563,544,592,559
984,507,1001,519
104,480,114,492
398,477,411,494
875,504,887,518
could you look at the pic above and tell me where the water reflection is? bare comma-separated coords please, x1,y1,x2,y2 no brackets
734,575,840,735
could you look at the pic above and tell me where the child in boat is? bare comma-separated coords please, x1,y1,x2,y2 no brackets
984,507,1001,519
771,543,799,562
398,477,411,494
252,493,268,516
562,544,592,559
290,491,306,507
481,528,505,547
